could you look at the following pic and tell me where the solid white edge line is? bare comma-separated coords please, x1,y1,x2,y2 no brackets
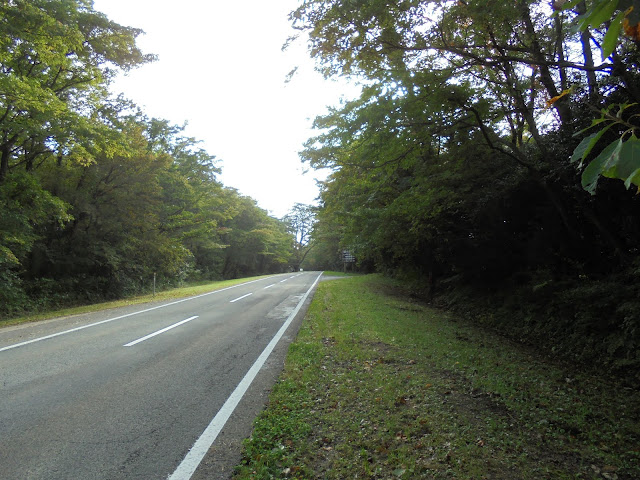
167,272,324,480
229,293,252,303
0,276,278,354
123,316,199,347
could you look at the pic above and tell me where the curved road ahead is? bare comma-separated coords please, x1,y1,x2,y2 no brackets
0,271,322,479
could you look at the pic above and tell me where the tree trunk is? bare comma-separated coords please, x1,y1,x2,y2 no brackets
577,1,598,96
0,143,10,182
555,15,569,91
518,0,572,124
612,52,640,103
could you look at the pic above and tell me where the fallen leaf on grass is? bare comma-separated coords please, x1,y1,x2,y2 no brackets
592,464,619,477
377,445,390,455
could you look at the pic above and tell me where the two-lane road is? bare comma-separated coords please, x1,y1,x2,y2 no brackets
0,271,322,479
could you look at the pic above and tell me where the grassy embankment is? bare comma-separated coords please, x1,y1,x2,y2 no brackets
234,274,640,479
0,275,273,329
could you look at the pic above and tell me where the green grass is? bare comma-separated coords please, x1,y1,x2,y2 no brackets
234,274,640,479
0,275,273,329
319,270,361,277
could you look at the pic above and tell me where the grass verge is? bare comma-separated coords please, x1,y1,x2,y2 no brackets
0,275,272,329
320,271,361,277
234,274,640,479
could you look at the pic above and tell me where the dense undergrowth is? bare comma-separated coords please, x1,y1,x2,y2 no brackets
0,275,270,329
431,266,640,385
294,0,640,398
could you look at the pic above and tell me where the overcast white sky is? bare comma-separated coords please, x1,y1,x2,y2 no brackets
92,0,357,218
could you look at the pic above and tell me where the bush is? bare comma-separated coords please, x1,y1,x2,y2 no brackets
432,268,640,382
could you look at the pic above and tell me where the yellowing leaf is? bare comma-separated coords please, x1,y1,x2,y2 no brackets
546,88,573,109
623,6,640,40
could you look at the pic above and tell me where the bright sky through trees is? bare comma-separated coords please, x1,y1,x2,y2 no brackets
92,0,357,217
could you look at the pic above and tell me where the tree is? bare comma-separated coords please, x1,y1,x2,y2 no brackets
0,171,71,313
294,2,577,236
0,0,153,180
563,0,640,193
282,203,316,271
145,118,229,280
293,0,640,266
220,194,292,278
290,0,640,369
0,0,153,310
291,0,639,175
36,114,193,299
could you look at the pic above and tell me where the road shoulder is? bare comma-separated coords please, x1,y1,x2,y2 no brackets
190,283,317,480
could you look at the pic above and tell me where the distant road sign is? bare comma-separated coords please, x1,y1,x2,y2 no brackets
342,250,355,263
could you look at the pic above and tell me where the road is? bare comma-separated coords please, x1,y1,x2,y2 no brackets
0,271,322,479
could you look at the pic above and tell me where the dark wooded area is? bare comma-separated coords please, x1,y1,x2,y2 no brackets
296,0,640,378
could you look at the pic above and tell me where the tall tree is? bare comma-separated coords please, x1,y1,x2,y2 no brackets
294,0,640,281
291,0,640,371
0,0,153,309
220,194,292,278
0,0,153,180
36,114,191,298
283,203,316,271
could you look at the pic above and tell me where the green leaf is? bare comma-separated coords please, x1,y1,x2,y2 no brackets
572,117,609,138
570,124,614,167
602,136,640,187
581,139,622,194
0,245,20,266
615,102,638,118
581,137,640,193
602,10,625,60
560,0,584,11
587,0,619,29
571,133,599,164
623,167,640,189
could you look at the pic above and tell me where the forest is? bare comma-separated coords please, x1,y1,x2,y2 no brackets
2,0,639,378
0,0,304,318
295,0,640,378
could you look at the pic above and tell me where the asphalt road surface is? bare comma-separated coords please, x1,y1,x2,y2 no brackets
0,271,322,479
